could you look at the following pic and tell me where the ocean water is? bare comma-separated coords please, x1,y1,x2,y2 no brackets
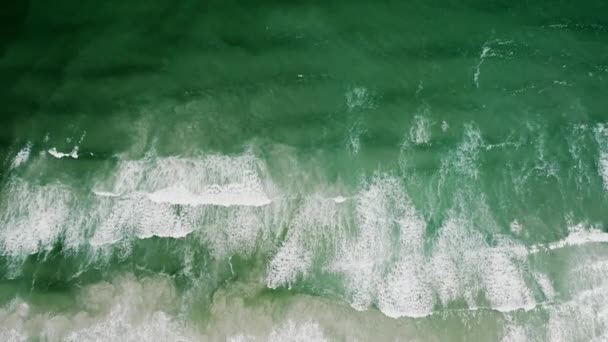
1,0,608,340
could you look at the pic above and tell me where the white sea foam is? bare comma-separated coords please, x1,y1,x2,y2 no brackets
47,132,86,159
474,40,516,88
480,247,535,312
0,179,81,256
409,114,431,145
330,175,428,314
547,226,608,250
0,177,202,254
201,204,270,258
98,151,270,199
88,151,277,251
48,147,79,159
0,328,26,342
332,196,347,203
474,46,491,88
429,215,482,307
268,241,312,288
92,190,121,197
267,197,347,288
331,177,398,310
1,150,280,256
10,143,32,170
345,87,371,111
440,124,484,183
89,193,198,246
6,142,608,325
510,220,522,235
594,124,608,191
346,124,364,155
378,253,433,318
0,301,29,342
456,124,484,177
501,324,529,342
534,272,555,300
450,222,608,313
147,184,271,207
528,224,608,254
545,257,608,341
531,130,560,179
427,215,536,312
377,184,431,318
599,153,608,191
319,174,548,317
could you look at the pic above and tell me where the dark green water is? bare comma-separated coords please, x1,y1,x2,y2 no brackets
1,0,608,340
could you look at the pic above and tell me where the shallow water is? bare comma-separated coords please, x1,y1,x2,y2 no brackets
1,0,608,340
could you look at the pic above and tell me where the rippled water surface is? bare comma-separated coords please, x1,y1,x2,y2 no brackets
1,1,608,340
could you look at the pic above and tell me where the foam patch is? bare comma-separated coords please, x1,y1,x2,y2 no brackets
0,179,81,256
10,143,32,170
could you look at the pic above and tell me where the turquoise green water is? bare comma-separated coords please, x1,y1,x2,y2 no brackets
1,1,608,340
